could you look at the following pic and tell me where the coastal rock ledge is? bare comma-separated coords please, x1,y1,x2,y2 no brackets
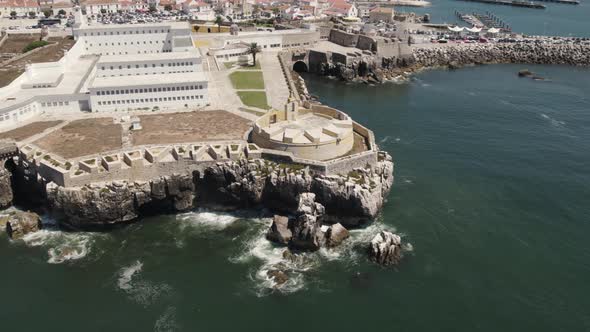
368,231,404,266
27,154,394,228
0,165,13,209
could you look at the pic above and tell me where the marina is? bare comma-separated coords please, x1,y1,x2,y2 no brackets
456,11,512,32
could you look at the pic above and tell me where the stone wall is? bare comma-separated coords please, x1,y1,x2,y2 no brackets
36,152,394,228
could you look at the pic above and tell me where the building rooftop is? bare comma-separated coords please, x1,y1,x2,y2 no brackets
97,49,201,64
89,71,207,89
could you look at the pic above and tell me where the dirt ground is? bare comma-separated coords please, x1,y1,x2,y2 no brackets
34,118,122,159
0,120,63,142
0,37,76,88
0,34,40,54
132,111,252,146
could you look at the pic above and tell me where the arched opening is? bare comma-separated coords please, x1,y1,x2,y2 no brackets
293,61,308,73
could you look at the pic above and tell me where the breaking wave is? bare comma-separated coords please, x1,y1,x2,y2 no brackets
541,113,565,127
118,260,143,291
231,217,411,297
117,260,172,306
20,215,105,264
154,306,179,332
176,210,240,231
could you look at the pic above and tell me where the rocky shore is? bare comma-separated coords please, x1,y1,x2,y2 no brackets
0,165,12,209
9,154,394,229
305,41,590,85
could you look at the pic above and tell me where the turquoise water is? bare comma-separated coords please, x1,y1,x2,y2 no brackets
397,0,590,36
1,64,589,331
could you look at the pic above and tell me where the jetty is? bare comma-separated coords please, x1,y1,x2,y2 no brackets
533,0,579,4
456,0,546,9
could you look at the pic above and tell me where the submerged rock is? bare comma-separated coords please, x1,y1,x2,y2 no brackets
266,215,292,245
5,211,42,239
267,269,289,285
368,231,403,266
325,223,350,247
518,69,533,77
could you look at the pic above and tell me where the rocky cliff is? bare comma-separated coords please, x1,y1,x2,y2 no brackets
36,155,394,228
0,165,13,209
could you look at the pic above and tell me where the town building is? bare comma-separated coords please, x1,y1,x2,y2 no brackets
0,7,209,129
368,6,394,23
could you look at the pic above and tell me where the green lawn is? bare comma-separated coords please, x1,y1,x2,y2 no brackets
239,61,261,70
223,62,235,69
237,91,270,110
229,71,265,89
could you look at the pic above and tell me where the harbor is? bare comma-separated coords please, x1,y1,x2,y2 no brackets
455,11,512,32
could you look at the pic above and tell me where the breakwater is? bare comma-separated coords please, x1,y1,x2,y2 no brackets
411,42,590,69
456,0,546,9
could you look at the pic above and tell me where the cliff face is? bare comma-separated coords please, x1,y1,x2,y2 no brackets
0,165,13,209
40,155,394,228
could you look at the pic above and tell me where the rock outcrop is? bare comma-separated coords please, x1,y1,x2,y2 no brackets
266,215,292,245
368,231,403,266
325,223,350,247
0,165,13,209
16,153,393,228
289,193,325,251
5,211,42,239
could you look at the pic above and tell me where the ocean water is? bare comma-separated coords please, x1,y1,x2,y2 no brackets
397,0,590,37
1,63,589,331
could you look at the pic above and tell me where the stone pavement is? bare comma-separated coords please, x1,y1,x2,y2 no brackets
260,52,290,111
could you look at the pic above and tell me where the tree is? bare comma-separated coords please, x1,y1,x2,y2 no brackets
100,8,107,14
58,9,66,16
10,11,17,18
164,4,173,11
247,42,261,67
43,9,52,18
214,15,223,32
148,5,157,13
28,11,36,18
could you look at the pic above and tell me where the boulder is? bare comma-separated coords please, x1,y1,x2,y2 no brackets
6,211,42,239
368,231,403,266
325,223,350,247
266,215,292,245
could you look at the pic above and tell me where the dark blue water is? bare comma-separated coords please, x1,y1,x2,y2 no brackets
397,0,590,36
1,64,589,331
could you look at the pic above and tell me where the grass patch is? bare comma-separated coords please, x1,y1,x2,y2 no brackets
229,71,265,90
22,40,49,53
237,91,270,110
223,62,235,69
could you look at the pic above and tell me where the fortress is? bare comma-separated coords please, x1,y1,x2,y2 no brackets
0,11,393,226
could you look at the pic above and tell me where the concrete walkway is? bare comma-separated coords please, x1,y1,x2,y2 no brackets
260,52,290,111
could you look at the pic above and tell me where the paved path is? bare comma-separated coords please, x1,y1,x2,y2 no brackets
260,52,290,111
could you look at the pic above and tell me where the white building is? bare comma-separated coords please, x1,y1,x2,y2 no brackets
0,8,209,129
